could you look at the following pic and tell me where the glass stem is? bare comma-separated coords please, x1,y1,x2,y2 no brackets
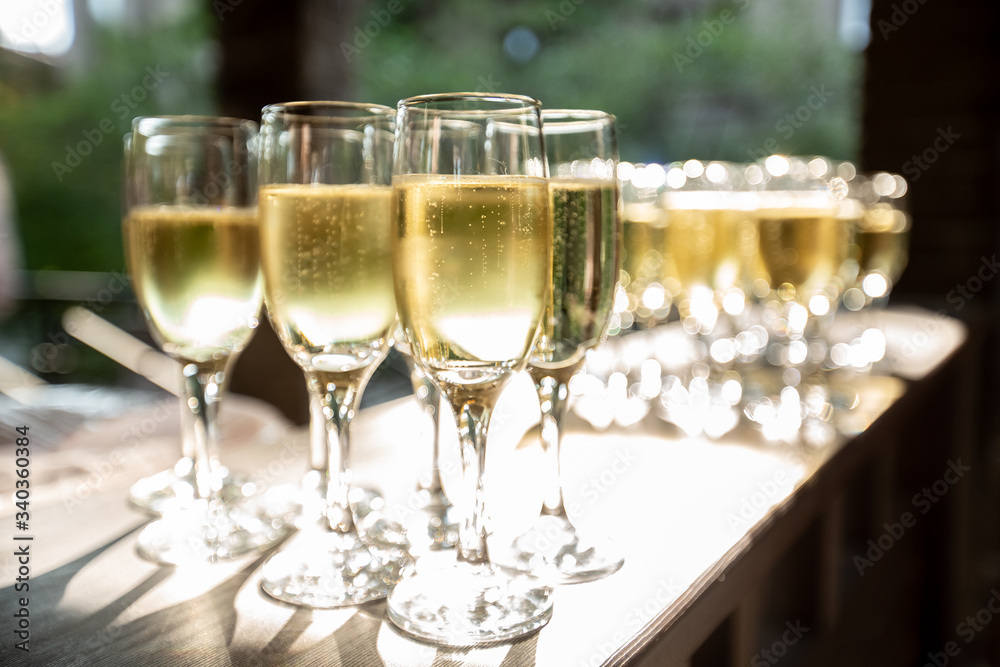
179,394,196,461
452,398,494,566
406,358,446,501
308,386,329,474
419,382,446,500
181,360,228,502
294,386,330,519
172,393,196,479
308,370,362,535
536,376,571,519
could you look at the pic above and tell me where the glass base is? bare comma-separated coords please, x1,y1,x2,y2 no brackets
401,487,460,554
253,482,381,525
260,530,414,607
252,482,410,552
135,498,287,565
354,489,412,550
493,514,624,584
129,459,248,515
386,561,553,646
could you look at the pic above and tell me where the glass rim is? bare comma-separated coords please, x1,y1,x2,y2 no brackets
397,92,542,114
261,100,395,122
658,159,745,189
542,108,616,123
131,115,258,135
755,154,842,181
754,189,839,208
542,113,616,137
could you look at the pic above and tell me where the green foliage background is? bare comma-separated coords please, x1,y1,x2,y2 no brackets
0,8,213,273
350,0,861,166
0,0,860,275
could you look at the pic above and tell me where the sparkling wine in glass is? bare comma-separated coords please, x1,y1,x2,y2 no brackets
852,173,909,300
386,93,554,645
124,115,285,563
491,109,624,583
656,160,758,438
256,102,413,607
743,155,851,443
620,166,671,329
385,113,484,555
838,170,910,371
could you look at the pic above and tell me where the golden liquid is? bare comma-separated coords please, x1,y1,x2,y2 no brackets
856,205,909,284
531,179,619,373
662,203,756,296
756,206,849,299
393,175,550,386
856,231,909,283
124,206,262,363
259,184,396,372
621,202,667,294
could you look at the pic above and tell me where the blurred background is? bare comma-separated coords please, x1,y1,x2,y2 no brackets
0,0,998,662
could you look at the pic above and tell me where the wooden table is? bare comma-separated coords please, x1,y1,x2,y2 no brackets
0,307,970,666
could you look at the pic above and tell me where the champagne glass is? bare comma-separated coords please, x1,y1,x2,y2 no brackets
742,156,851,443
850,172,909,304
619,163,671,329
124,115,284,563
492,109,623,583
386,93,554,645
123,131,198,516
837,171,910,371
386,112,483,555
256,101,412,607
656,160,757,438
